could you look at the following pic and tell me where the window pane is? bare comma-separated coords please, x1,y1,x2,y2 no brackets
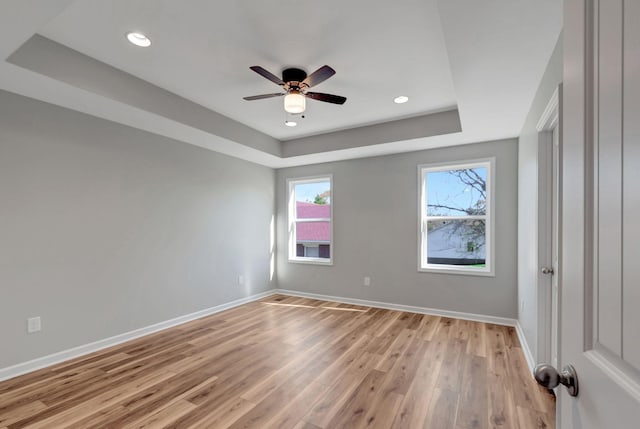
294,181,331,203
296,200,331,220
304,245,320,258
426,219,486,266
296,221,331,259
426,167,487,216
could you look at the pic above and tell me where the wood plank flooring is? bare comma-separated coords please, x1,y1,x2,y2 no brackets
0,295,555,428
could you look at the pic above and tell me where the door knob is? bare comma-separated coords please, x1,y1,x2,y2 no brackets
541,267,554,275
534,363,579,397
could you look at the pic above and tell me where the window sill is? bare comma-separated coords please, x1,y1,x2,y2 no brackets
288,257,333,266
419,265,494,277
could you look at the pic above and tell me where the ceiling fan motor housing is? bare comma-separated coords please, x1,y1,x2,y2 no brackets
282,68,307,85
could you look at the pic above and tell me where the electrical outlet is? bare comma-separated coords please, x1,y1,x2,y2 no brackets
520,301,525,313
238,275,244,285
363,276,371,287
27,316,41,333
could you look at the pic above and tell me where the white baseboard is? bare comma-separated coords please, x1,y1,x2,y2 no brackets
515,321,536,372
275,289,518,327
0,290,276,382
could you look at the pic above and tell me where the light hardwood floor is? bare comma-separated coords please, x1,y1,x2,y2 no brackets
0,295,555,428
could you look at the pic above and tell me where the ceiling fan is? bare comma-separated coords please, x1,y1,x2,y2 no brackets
243,65,347,114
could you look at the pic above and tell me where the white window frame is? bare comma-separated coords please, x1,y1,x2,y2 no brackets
418,158,495,276
287,175,333,265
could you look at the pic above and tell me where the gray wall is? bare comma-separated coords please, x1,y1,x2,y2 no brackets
517,35,563,361
0,90,275,369
276,139,518,318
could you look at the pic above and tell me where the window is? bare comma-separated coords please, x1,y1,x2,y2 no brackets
288,175,333,264
419,159,494,275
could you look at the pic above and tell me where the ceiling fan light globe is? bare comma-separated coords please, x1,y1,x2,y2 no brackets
284,93,306,114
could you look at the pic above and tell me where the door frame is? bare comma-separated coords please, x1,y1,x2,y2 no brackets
536,86,561,366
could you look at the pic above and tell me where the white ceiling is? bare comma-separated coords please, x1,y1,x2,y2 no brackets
39,0,458,141
0,0,562,168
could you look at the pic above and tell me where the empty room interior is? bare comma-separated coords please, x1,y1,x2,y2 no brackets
2,0,639,428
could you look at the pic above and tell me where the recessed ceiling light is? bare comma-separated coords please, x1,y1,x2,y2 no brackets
394,96,409,104
126,32,151,47
285,120,298,127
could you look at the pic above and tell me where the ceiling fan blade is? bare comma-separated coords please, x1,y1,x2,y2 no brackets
249,66,285,86
243,93,285,101
305,92,347,105
302,65,336,88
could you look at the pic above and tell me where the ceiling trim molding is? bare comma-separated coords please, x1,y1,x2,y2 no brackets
535,86,559,132
282,109,461,158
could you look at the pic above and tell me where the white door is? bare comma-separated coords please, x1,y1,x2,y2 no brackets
559,0,640,427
